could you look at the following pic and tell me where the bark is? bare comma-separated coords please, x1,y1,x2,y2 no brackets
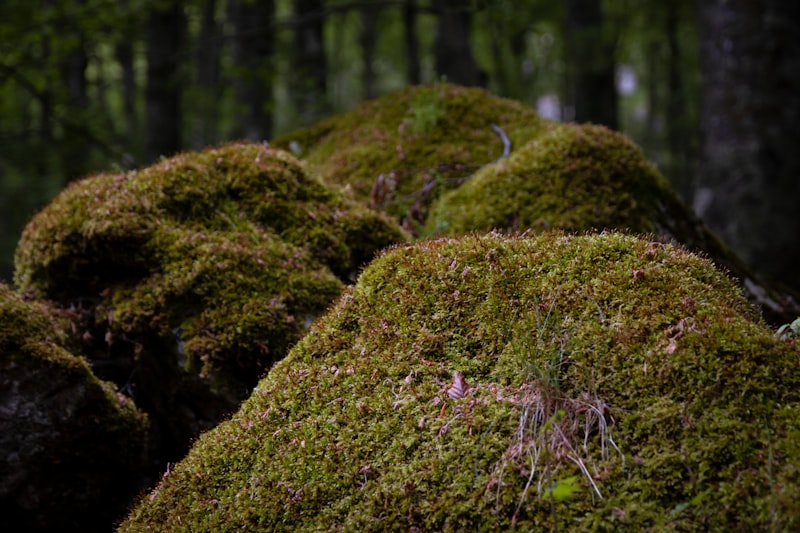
403,0,421,85
61,31,89,181
229,0,274,141
432,0,483,86
193,0,222,146
360,3,380,99
144,1,185,163
565,0,618,129
290,0,328,126
696,0,800,291
114,0,138,154
664,1,693,201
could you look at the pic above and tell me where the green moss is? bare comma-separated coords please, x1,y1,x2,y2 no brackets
14,141,405,382
12,141,407,462
423,121,800,325
426,123,667,235
273,83,554,231
120,231,800,531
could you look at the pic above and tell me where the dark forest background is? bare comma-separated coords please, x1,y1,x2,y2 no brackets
1,0,798,295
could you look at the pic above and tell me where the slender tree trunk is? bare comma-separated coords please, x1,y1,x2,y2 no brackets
61,30,89,182
115,0,138,160
360,3,379,99
665,1,693,201
403,0,421,85
290,0,327,126
564,0,618,129
432,0,483,86
229,0,274,141
193,0,222,147
144,1,185,163
696,0,800,291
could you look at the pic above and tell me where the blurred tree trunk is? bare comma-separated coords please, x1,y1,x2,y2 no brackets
194,0,222,147
403,0,421,85
360,3,379,99
290,0,328,125
696,0,800,291
432,0,483,86
144,1,185,163
564,0,618,129
229,0,274,141
664,1,693,201
115,0,138,161
61,17,89,182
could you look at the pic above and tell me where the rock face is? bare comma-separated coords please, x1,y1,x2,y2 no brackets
0,283,149,533
13,142,407,467
119,232,800,532
275,84,799,324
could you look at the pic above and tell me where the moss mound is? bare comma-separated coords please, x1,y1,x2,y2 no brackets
13,141,407,463
427,123,672,235
0,282,149,532
120,231,800,531
273,83,553,232
275,86,798,323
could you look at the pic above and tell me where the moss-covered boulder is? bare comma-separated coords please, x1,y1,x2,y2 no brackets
426,123,800,324
0,282,149,533
13,141,407,465
273,82,554,232
275,85,799,323
120,232,800,531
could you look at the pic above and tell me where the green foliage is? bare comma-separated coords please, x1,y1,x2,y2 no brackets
407,81,446,133
777,317,800,340
545,475,583,502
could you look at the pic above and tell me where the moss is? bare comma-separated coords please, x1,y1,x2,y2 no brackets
425,122,800,325
119,231,800,531
0,282,149,531
426,124,667,235
273,83,554,232
12,141,407,464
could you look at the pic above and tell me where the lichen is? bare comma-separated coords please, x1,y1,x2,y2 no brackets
12,141,408,463
119,231,800,531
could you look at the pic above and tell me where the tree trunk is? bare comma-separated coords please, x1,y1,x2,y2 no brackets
229,0,274,141
193,0,222,147
360,3,380,100
432,0,483,86
290,0,328,126
403,0,421,85
664,1,693,201
114,0,141,163
61,31,89,182
144,1,185,163
564,0,618,129
696,0,800,292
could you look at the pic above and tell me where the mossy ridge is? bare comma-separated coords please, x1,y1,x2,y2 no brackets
120,232,800,532
12,141,407,466
273,83,554,229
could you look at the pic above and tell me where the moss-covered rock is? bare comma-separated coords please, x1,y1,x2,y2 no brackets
425,123,800,324
13,141,407,465
0,282,149,532
120,231,800,532
275,85,799,324
273,83,554,232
